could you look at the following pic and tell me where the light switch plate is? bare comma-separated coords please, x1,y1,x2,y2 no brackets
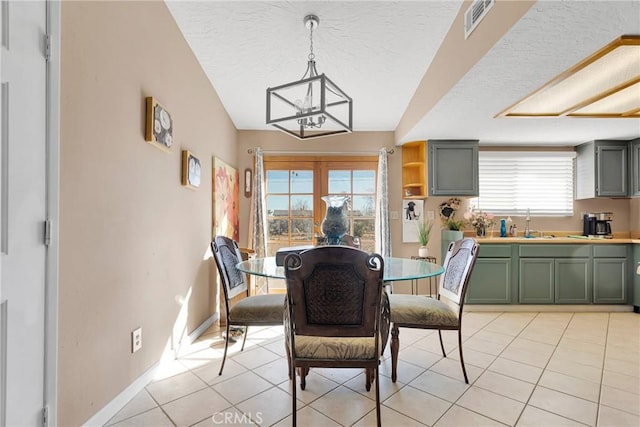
132,327,142,353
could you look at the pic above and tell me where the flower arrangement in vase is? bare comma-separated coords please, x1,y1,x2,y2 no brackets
416,218,433,257
464,209,495,237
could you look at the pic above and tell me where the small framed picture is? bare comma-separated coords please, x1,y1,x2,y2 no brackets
145,97,173,151
244,168,252,198
182,150,201,189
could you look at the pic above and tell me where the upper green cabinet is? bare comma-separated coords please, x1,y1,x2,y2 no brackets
631,138,640,197
575,140,629,199
428,140,479,196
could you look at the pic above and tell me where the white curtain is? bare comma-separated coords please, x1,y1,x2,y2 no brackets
249,148,269,293
375,148,391,257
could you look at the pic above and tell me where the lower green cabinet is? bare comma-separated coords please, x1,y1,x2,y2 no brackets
555,259,592,303
519,259,554,303
467,244,514,304
519,258,591,304
467,258,512,303
465,243,630,305
593,258,627,303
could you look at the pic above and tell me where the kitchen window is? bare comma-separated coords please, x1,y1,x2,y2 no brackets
473,151,575,216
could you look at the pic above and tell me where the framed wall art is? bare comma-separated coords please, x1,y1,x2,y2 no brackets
244,168,252,198
402,199,424,243
181,150,201,189
145,96,173,151
213,157,240,241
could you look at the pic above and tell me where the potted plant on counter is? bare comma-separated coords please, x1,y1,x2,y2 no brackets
417,218,433,257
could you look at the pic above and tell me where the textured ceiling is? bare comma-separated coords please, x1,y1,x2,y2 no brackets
166,1,640,146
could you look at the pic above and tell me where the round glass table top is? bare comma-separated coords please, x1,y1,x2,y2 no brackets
236,256,444,282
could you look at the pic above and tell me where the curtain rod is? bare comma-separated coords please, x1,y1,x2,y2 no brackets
247,148,394,155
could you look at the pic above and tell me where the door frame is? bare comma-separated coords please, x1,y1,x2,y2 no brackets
44,0,60,424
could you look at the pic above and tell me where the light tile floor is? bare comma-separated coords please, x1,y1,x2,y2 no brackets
107,312,640,426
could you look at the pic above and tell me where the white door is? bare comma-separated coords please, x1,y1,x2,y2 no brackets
0,1,48,425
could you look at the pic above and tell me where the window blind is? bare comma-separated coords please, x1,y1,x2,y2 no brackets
475,151,575,216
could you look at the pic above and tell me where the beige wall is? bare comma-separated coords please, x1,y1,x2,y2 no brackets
59,2,236,425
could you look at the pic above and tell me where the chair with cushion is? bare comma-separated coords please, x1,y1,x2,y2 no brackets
388,237,479,384
283,246,386,427
211,235,285,375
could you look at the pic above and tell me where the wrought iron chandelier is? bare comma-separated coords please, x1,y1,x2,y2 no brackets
266,15,353,140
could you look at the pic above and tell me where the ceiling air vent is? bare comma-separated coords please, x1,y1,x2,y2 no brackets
464,0,494,39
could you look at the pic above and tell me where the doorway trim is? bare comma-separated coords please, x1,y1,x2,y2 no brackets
44,0,60,424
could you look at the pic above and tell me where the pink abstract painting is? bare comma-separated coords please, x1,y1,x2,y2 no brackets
213,157,240,241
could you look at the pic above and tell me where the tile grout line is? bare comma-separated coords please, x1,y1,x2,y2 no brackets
511,311,577,427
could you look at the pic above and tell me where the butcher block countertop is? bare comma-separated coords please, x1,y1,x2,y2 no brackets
470,232,639,244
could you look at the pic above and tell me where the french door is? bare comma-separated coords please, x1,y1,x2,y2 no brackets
264,156,378,255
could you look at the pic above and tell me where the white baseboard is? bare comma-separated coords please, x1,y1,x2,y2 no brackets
82,361,159,427
83,312,219,427
465,304,634,312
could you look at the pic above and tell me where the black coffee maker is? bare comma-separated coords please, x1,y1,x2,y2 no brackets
583,212,613,237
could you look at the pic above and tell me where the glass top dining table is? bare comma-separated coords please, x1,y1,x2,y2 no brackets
236,256,444,282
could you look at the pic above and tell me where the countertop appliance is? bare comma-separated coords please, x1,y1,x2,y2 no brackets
583,212,613,238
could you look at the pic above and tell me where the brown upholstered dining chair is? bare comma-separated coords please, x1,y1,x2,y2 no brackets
283,246,386,427
211,236,285,375
388,237,479,384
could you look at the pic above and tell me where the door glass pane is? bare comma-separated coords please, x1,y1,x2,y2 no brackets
352,195,375,217
353,170,375,193
266,170,289,193
291,218,314,241
328,170,351,194
266,195,289,216
353,219,375,252
265,167,314,256
291,170,313,193
291,195,313,217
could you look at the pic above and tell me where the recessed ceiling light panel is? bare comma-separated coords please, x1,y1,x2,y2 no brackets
497,35,640,118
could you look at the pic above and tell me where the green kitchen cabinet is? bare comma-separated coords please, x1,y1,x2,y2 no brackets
518,245,591,304
519,258,591,304
467,244,515,304
519,259,554,303
554,258,592,303
428,140,479,196
631,138,640,197
593,244,629,304
576,140,629,199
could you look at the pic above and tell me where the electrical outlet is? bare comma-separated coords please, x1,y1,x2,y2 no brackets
426,210,435,220
131,327,142,353
390,211,399,220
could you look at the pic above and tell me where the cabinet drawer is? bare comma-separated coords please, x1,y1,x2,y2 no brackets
519,245,590,258
478,244,511,258
593,245,627,258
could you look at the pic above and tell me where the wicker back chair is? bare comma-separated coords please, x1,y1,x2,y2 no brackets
284,246,385,427
211,236,285,375
389,237,479,383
